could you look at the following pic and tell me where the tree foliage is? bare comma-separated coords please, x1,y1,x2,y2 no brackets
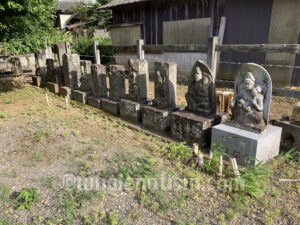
68,0,113,31
0,0,58,55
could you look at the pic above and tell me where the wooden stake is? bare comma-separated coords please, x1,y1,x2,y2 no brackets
198,152,204,167
230,158,240,177
208,151,213,165
218,155,223,177
45,93,49,106
65,96,69,108
192,143,199,157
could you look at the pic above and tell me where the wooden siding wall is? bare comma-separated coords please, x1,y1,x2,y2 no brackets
112,0,225,45
217,0,273,81
163,18,211,45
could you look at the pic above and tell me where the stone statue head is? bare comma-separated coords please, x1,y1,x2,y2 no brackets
194,67,203,82
243,72,256,90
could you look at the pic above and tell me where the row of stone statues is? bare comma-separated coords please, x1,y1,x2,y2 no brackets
34,44,280,166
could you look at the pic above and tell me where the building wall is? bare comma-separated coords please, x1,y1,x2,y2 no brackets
163,18,211,45
265,0,300,87
110,25,142,46
217,0,273,81
115,52,207,83
59,14,73,29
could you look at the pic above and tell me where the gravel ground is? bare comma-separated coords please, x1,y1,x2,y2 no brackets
0,85,299,225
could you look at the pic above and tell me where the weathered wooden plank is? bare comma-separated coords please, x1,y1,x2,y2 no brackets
99,45,137,52
216,44,299,54
142,44,207,52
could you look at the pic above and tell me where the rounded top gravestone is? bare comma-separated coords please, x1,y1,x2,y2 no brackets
230,63,272,132
185,60,216,115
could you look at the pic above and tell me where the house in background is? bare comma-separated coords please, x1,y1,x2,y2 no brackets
56,0,97,30
100,0,300,87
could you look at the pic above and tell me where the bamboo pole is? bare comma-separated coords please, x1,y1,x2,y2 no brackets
229,158,240,177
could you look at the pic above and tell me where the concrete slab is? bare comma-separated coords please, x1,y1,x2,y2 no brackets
46,82,59,94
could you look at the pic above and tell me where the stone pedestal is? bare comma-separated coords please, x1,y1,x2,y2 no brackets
120,99,151,123
211,124,282,166
87,96,102,109
32,76,41,87
46,82,59,94
271,120,300,152
72,90,90,104
59,86,72,99
142,105,179,132
171,111,225,147
102,98,120,116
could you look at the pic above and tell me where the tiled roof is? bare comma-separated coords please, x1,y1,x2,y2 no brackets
57,0,95,11
99,0,150,9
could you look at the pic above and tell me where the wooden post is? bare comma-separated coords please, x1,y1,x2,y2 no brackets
45,93,49,106
230,158,240,177
93,40,101,64
208,151,213,165
207,36,219,79
137,39,145,60
193,143,199,156
65,42,71,54
218,155,223,177
198,152,204,167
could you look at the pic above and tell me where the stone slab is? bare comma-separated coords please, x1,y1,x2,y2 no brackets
211,124,282,166
142,105,179,132
72,90,90,104
171,111,225,147
271,120,300,152
32,76,41,87
46,82,59,94
87,96,102,109
102,98,120,116
120,99,152,124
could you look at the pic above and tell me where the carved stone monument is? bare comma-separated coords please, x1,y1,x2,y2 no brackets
142,61,179,132
60,53,81,100
171,61,224,147
87,64,107,109
212,63,282,166
120,59,151,123
102,65,126,115
72,60,93,104
228,64,272,133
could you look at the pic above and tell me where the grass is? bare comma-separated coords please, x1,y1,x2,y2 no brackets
15,188,38,210
0,110,5,118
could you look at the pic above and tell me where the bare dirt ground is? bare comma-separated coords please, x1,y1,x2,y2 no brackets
0,85,299,225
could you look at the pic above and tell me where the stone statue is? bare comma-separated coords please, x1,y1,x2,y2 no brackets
153,62,177,109
185,60,216,115
229,63,272,132
128,59,149,101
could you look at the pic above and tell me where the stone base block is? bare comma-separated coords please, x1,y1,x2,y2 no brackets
142,105,179,132
102,98,120,116
72,90,90,104
87,96,102,109
32,76,41,87
211,124,282,166
171,111,223,147
59,86,72,98
46,82,59,94
271,120,300,152
120,99,151,123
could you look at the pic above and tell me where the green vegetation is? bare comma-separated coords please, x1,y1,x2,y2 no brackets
0,0,57,55
15,188,38,210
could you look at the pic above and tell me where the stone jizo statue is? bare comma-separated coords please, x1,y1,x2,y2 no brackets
229,63,272,132
185,60,216,115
